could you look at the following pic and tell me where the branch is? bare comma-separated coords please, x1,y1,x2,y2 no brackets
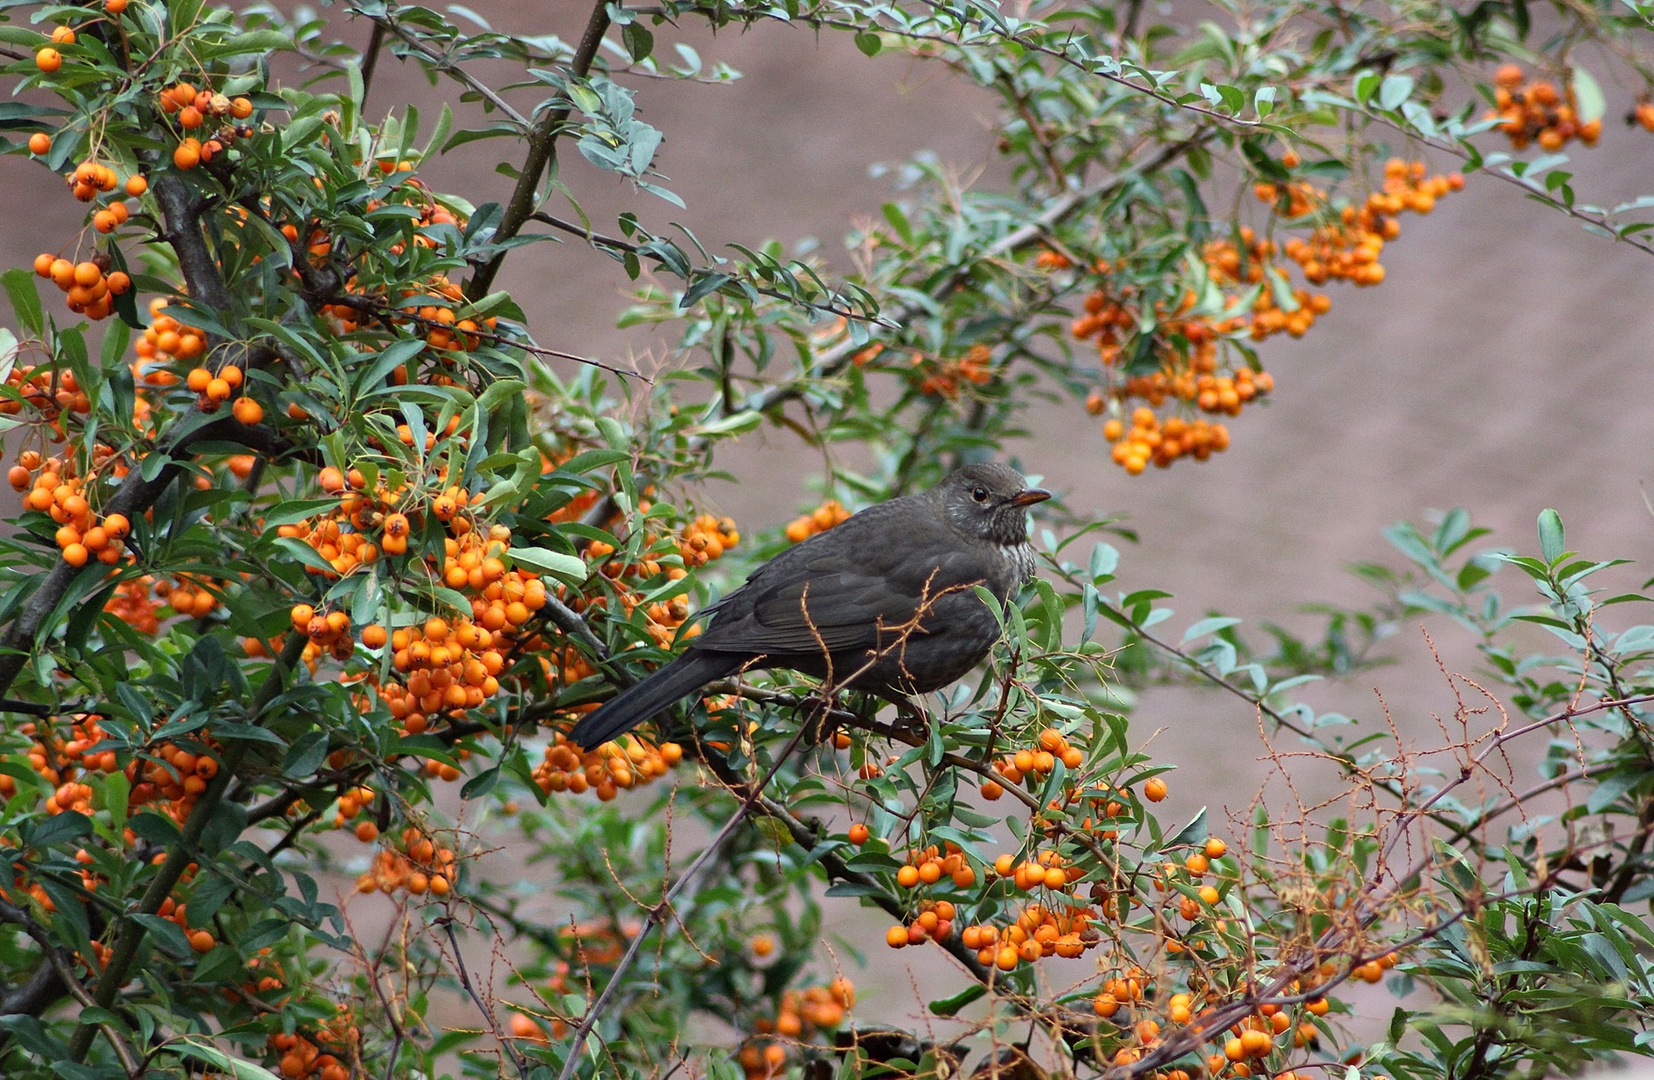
66,634,308,1063
364,12,531,128
467,2,611,300
556,719,813,1080
727,132,1205,425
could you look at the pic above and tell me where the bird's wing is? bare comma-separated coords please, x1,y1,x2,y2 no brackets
696,502,992,656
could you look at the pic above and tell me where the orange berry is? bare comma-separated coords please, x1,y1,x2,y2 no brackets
35,48,62,73
1144,777,1168,802
847,823,870,845
1205,837,1228,859
189,930,215,953
28,132,51,155
62,543,89,567
885,925,907,948
895,865,920,888
73,261,101,287
125,174,147,196
105,0,127,12
173,141,200,170
355,821,379,843
51,26,76,44
232,397,263,425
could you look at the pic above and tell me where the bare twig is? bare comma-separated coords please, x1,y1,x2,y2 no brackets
556,719,815,1080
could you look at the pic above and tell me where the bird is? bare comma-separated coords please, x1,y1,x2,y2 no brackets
568,462,1049,750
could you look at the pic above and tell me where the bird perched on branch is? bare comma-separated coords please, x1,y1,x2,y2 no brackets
568,463,1049,750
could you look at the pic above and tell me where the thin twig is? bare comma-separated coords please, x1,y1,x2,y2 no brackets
439,916,531,1080
556,719,816,1080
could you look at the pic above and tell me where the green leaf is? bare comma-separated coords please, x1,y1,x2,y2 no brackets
1,268,43,336
1378,75,1413,111
1537,508,1565,563
622,21,653,62
929,983,986,1016
854,32,882,57
1571,66,1605,124
172,1037,285,1080
509,545,588,584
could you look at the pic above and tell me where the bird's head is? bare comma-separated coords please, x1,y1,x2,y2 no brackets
937,463,1049,545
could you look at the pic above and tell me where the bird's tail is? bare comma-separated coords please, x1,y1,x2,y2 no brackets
568,649,746,750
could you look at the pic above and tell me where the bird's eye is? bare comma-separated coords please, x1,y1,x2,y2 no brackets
971,486,989,503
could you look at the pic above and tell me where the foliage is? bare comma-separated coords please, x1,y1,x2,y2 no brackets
0,1,1650,1079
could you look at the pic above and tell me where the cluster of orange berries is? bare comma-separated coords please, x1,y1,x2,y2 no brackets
958,900,1103,970
1070,277,1268,473
129,737,224,826
676,513,741,567
268,1015,360,1080
288,603,358,665
893,842,979,891
371,611,526,736
330,785,379,837
1102,407,1234,474
2,364,93,431
158,80,255,171
105,577,161,632
273,477,387,578
784,500,852,543
559,510,732,684
981,726,1087,800
1279,161,1462,288
132,297,207,379
915,343,995,399
184,363,262,423
0,715,116,811
353,826,458,898
738,979,856,1080
31,251,132,322
530,732,683,799
1488,65,1600,151
1207,231,1335,340
31,24,77,73
10,455,132,568
151,573,221,619
151,893,223,955
1082,971,1340,1076
393,272,488,341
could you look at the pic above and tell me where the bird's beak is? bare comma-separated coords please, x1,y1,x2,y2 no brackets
1008,488,1051,508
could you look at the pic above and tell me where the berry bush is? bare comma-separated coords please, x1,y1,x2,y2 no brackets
0,2,1652,1079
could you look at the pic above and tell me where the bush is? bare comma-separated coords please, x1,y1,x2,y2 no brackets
0,2,1651,1079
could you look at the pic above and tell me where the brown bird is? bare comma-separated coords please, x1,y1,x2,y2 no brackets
569,463,1048,749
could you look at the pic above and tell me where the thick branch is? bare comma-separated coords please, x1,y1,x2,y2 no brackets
466,2,610,300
